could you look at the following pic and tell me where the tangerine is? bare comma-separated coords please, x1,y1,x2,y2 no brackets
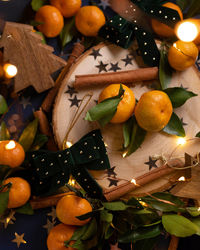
98,84,136,124
151,2,183,38
135,90,173,132
75,6,106,36
3,177,31,208
56,194,92,226
168,40,198,71
47,223,77,250
35,5,64,38
50,0,81,18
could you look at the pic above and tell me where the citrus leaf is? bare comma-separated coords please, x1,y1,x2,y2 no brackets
30,133,48,151
100,210,113,223
85,84,124,127
0,95,8,115
82,218,97,240
118,225,162,243
159,48,173,90
0,165,11,183
186,207,200,217
133,236,160,250
162,214,199,237
164,87,197,108
31,0,47,11
126,117,146,156
102,201,128,211
162,112,185,137
0,187,10,215
127,197,143,209
71,240,87,250
15,202,34,215
105,225,114,240
0,121,10,141
18,118,38,152
191,218,200,235
60,17,77,48
123,116,134,148
65,224,89,247
195,132,200,138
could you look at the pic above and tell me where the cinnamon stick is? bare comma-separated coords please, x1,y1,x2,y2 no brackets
74,67,158,89
42,42,85,113
104,159,184,201
168,235,179,250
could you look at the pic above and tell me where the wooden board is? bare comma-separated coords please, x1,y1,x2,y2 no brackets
53,42,200,196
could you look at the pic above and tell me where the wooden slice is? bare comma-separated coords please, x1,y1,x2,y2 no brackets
53,42,200,197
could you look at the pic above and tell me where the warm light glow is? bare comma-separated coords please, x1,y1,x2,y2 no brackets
177,137,186,146
66,141,73,148
176,21,198,42
68,178,75,186
3,63,18,79
104,142,108,147
131,179,137,185
198,207,200,211
178,176,186,182
122,151,127,158
5,140,16,150
139,201,148,207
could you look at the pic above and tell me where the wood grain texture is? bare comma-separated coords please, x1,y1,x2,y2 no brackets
0,22,66,93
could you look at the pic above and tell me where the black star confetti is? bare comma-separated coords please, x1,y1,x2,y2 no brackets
90,48,102,60
68,95,81,107
109,62,121,72
95,61,108,73
108,178,119,187
121,55,133,66
181,118,188,126
106,166,117,178
145,156,158,170
65,85,78,97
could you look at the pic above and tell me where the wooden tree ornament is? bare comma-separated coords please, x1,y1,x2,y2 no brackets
0,22,66,93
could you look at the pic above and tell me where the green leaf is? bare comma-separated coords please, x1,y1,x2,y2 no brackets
0,95,8,115
0,122,10,141
76,207,103,221
162,214,199,237
82,218,97,240
85,85,124,127
185,0,200,18
191,218,200,235
126,117,146,156
141,192,185,212
0,188,10,215
65,224,89,247
102,201,128,211
18,118,38,152
15,202,34,215
100,210,113,223
123,116,134,148
0,165,11,183
31,0,47,11
35,31,46,44
30,133,48,151
195,132,200,138
159,48,173,90
186,207,200,217
127,197,143,209
164,87,197,108
60,17,77,48
118,225,162,243
133,236,159,250
71,240,87,250
162,112,185,137
105,225,114,240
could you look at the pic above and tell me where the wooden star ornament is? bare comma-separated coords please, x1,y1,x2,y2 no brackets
12,232,27,248
0,22,66,93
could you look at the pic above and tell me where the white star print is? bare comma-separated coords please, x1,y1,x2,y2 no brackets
99,0,110,10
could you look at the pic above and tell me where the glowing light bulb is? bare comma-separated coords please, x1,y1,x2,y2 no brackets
177,137,186,146
5,140,16,150
68,178,75,186
178,176,186,182
176,21,198,42
3,63,18,79
122,151,127,158
131,179,137,185
66,141,73,148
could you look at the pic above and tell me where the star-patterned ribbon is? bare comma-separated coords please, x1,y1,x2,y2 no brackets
27,130,110,199
99,0,181,67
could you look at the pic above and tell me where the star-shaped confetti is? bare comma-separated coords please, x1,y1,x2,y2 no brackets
90,48,102,60
68,95,81,107
43,218,56,234
99,0,110,10
121,55,133,66
145,156,158,170
0,211,16,229
65,85,78,97
109,62,121,72
95,61,108,73
106,166,117,178
180,118,187,126
108,178,119,187
12,232,27,248
19,96,32,110
47,207,57,222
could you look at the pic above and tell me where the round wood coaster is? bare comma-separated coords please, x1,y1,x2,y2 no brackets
53,42,200,196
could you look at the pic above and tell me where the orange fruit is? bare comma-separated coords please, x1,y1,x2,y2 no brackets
47,223,77,250
151,2,183,38
75,6,106,36
98,84,136,124
56,194,92,226
3,177,31,208
35,5,64,38
0,140,25,168
50,0,81,18
168,40,198,71
135,90,173,132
